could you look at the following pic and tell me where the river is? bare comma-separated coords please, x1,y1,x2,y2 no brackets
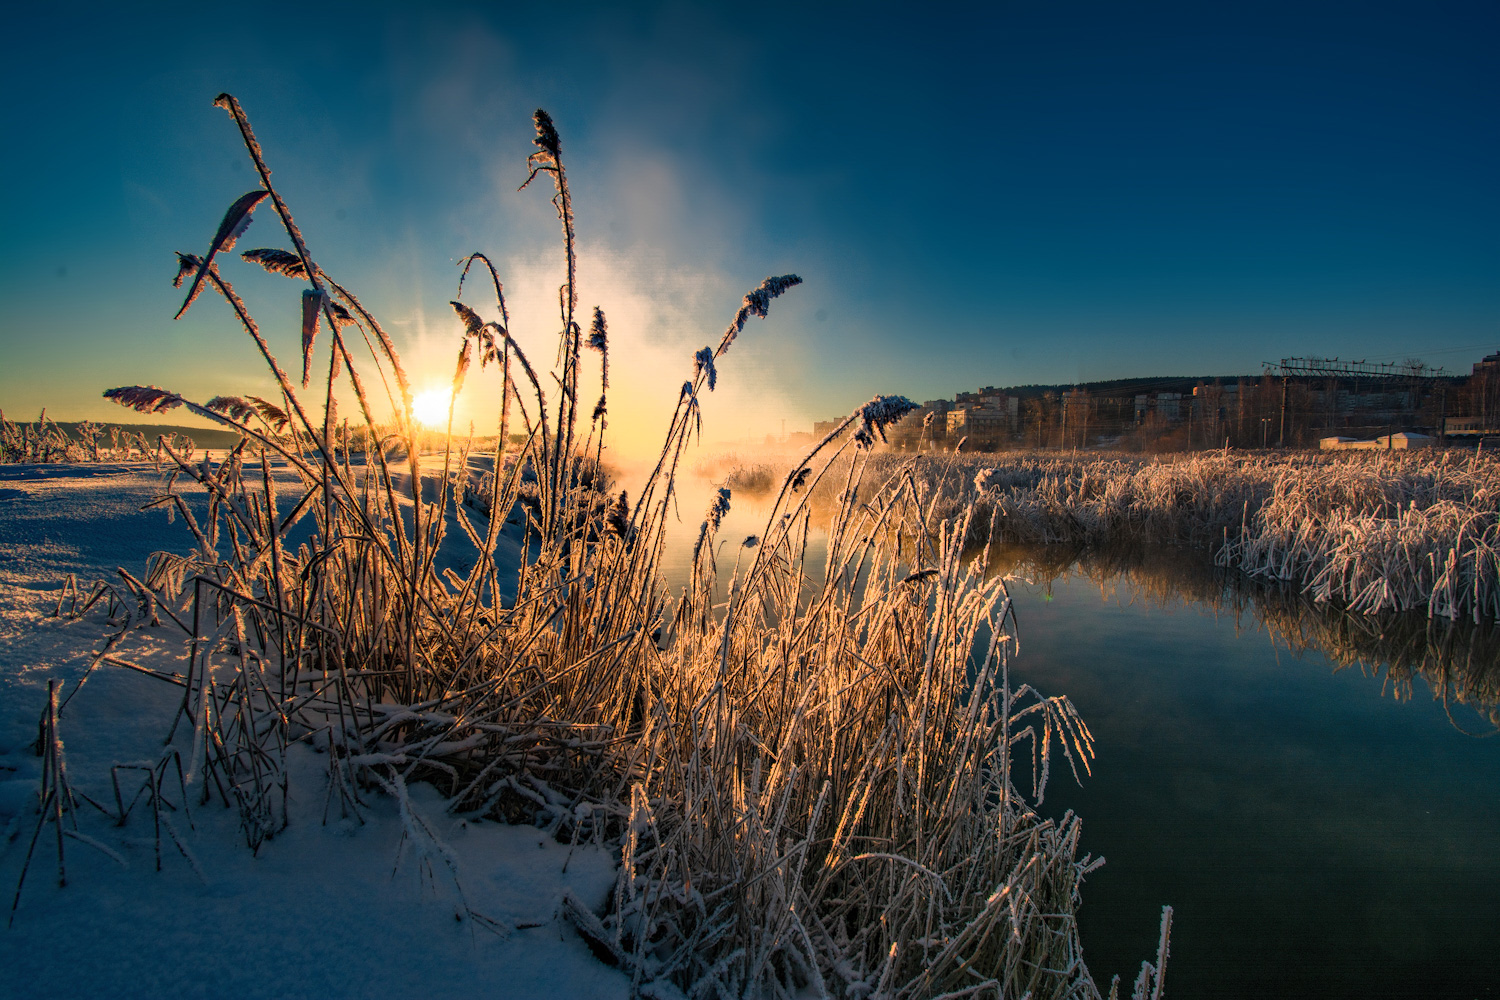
997,548,1498,997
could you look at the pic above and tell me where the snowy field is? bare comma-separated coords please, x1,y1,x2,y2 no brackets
0,461,627,999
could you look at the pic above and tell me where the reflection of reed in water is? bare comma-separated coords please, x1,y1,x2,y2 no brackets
983,544,1500,730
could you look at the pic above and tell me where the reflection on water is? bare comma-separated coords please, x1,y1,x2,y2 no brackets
989,545,1500,998
984,545,1500,731
655,479,830,602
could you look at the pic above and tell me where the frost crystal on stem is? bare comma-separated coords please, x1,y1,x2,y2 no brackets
694,347,717,392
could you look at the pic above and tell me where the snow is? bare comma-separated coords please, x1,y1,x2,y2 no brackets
0,461,627,999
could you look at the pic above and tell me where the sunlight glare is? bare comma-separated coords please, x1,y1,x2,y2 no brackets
412,387,453,428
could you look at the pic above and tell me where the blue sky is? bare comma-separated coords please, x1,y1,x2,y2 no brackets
2,1,1496,446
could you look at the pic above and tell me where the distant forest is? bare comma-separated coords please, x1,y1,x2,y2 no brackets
993,375,1250,399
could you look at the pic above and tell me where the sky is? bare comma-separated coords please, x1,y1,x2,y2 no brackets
1,1,1496,450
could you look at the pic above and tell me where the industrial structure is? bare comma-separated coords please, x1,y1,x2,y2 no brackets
1261,357,1454,447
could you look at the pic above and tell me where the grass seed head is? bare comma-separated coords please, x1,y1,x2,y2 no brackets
607,490,630,536
717,274,802,356
241,247,307,278
706,486,731,532
589,306,609,389
531,108,561,161
858,394,919,444
103,385,184,415
205,395,257,423
694,347,717,392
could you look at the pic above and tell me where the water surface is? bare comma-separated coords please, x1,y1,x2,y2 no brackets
998,550,1500,997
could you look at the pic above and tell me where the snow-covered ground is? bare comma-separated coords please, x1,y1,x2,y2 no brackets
0,461,627,999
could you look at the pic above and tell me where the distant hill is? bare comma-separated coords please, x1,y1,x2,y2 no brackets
13,421,246,449
989,376,1260,399
987,369,1467,400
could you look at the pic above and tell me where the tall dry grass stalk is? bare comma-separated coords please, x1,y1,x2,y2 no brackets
36,95,1171,997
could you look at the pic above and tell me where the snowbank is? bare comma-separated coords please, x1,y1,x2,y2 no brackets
0,462,625,999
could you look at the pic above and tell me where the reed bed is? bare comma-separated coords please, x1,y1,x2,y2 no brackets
23,95,1173,998
1220,459,1500,623
689,451,805,497
890,449,1500,622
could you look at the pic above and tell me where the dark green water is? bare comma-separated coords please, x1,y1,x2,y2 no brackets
1000,552,1500,998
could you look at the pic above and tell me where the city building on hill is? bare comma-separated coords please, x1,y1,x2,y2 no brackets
1134,392,1187,423
946,400,1016,440
816,348,1500,452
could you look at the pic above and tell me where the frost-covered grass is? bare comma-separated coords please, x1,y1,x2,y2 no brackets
3,96,1172,999
0,410,195,465
893,449,1500,622
0,462,629,998
1218,453,1500,622
689,451,782,495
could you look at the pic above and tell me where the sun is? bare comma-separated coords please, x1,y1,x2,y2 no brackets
411,387,453,428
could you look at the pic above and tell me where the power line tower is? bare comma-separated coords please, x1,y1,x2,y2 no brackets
1263,357,1450,446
